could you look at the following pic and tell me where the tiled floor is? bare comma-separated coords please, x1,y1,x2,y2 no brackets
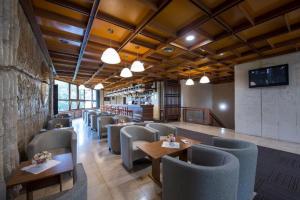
16,118,161,200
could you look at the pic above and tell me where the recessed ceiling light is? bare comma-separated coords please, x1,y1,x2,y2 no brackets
163,47,174,53
185,35,195,41
219,53,224,56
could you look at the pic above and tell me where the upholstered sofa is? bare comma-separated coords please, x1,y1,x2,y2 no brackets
162,144,239,200
120,125,158,170
27,128,77,166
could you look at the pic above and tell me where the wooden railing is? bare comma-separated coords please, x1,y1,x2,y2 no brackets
100,105,133,117
181,107,225,128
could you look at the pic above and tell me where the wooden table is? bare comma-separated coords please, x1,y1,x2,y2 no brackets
6,153,74,200
137,136,200,186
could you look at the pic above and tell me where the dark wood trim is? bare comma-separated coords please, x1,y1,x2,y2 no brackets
73,0,101,81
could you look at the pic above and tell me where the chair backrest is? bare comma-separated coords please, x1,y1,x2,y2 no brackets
99,116,114,127
162,145,239,200
121,125,158,141
27,128,76,160
40,163,87,200
47,118,71,130
146,123,177,137
0,180,5,200
212,137,258,200
114,115,132,123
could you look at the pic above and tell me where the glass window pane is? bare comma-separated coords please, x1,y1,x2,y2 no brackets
85,101,92,108
58,101,69,111
79,88,84,100
70,84,77,99
79,102,85,109
71,101,78,110
56,80,69,100
85,89,92,100
93,90,96,101
93,101,96,108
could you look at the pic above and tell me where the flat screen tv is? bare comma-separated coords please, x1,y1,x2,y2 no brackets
248,64,289,88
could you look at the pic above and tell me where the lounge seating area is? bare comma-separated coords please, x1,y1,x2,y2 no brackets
1,0,300,200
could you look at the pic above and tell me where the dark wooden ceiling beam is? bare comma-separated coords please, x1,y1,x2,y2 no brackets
177,0,244,37
118,0,172,51
195,0,300,50
216,22,300,54
46,0,167,43
190,0,262,56
73,0,101,81
34,7,86,29
85,0,172,86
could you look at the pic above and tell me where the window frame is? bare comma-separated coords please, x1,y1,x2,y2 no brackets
55,80,98,112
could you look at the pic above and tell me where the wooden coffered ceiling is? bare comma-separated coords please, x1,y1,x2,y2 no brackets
29,0,300,89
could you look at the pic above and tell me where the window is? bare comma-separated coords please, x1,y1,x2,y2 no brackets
71,101,78,110
70,84,77,99
79,87,84,100
55,80,69,112
85,89,92,100
55,80,99,112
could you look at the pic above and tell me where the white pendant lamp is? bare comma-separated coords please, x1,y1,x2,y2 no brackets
120,67,133,78
185,68,194,86
94,83,104,90
186,78,194,86
101,28,121,64
199,72,210,84
79,84,85,89
101,48,120,64
131,46,144,72
131,60,144,72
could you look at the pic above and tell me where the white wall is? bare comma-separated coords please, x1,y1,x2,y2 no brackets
180,80,213,108
235,52,300,143
180,80,235,129
212,83,235,129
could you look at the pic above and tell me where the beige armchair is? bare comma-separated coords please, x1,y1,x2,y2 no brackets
27,128,77,166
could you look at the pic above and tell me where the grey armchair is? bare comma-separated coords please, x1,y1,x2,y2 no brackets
120,125,158,170
211,137,258,200
87,111,97,126
146,123,177,138
40,163,87,200
90,113,100,131
0,180,5,200
97,116,114,139
27,128,77,166
107,122,145,154
162,145,239,200
113,115,132,123
47,118,71,130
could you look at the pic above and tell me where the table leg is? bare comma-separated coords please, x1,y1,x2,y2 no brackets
179,149,188,161
151,158,161,186
27,190,33,200
59,174,63,192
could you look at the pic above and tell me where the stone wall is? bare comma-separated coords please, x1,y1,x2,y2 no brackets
0,0,52,180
